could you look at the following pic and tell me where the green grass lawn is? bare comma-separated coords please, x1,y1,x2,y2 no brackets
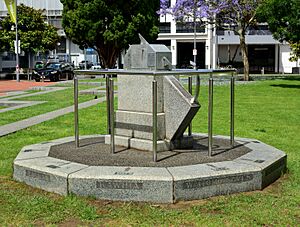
0,84,100,126
0,78,299,225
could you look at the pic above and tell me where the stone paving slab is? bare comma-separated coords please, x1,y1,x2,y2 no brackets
0,100,46,113
2,87,67,101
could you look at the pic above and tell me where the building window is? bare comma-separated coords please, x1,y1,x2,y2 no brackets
176,22,205,33
159,22,171,33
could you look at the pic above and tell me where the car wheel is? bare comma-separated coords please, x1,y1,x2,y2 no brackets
68,73,74,80
35,78,40,82
56,74,61,81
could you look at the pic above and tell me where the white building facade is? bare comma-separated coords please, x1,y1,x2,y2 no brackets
158,0,298,73
0,0,95,71
0,0,298,73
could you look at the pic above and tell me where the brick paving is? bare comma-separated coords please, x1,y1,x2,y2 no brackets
0,80,55,96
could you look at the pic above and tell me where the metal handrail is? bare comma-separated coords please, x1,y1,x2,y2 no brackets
74,68,237,159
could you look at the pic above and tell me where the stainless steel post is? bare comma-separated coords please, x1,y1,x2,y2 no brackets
208,74,213,156
188,76,192,136
152,80,158,162
106,75,111,134
15,0,20,82
109,78,115,154
74,75,79,148
230,73,235,147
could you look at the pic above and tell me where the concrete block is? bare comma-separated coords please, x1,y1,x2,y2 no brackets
168,161,261,201
14,157,88,195
69,166,173,203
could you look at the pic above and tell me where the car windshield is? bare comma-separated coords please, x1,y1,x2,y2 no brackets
35,63,44,69
45,63,60,70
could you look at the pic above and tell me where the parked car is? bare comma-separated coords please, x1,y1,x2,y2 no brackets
32,62,74,82
79,60,93,69
91,63,101,70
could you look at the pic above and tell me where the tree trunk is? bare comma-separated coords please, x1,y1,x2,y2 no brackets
96,44,120,69
239,32,249,81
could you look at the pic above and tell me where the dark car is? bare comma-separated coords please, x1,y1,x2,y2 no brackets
32,62,74,82
79,60,93,69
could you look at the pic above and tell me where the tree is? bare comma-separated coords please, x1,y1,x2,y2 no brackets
159,0,263,81
257,0,300,66
0,4,59,66
257,0,300,43
214,0,264,81
60,0,160,69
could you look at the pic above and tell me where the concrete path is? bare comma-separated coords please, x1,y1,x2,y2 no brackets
0,97,106,137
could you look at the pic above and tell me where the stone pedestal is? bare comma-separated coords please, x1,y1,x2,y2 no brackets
105,74,200,151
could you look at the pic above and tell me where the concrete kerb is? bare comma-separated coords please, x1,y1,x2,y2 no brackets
13,134,287,203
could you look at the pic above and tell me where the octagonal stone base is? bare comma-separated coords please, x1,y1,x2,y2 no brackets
13,134,287,203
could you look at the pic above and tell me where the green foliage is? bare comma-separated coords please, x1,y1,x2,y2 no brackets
0,4,59,54
60,0,160,68
289,42,300,62
257,0,300,43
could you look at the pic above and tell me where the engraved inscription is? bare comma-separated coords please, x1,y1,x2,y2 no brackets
96,181,143,190
206,164,230,171
25,170,50,182
114,172,134,175
23,149,32,153
114,167,133,175
182,174,254,189
46,165,60,169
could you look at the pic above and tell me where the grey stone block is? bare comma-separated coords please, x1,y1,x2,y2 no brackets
164,76,200,140
15,146,50,160
118,75,164,112
130,138,170,151
69,166,173,203
235,142,287,189
105,135,170,152
168,161,261,201
115,110,165,140
14,157,88,195
105,135,130,148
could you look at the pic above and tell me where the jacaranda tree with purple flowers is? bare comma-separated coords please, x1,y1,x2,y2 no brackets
159,0,263,80
159,0,214,69
215,0,264,81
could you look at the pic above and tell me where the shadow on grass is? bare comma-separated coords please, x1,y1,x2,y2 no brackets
270,84,300,89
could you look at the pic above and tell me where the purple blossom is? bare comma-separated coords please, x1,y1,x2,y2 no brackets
158,0,260,23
